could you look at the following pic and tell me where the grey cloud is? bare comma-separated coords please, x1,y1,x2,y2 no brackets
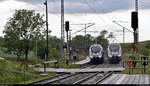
0,0,7,2
16,0,150,14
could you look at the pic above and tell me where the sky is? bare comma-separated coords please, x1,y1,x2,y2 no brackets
0,0,150,43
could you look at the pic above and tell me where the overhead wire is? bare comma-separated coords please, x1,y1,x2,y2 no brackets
84,0,115,32
36,0,87,39
93,0,133,43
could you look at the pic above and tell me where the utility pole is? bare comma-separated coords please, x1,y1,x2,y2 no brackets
113,21,134,43
69,30,72,61
136,0,138,12
135,0,139,53
36,38,37,63
44,0,49,72
130,0,138,68
123,28,125,43
84,24,87,50
131,0,138,54
61,0,65,58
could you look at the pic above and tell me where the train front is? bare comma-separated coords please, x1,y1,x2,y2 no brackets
89,44,104,64
107,43,122,63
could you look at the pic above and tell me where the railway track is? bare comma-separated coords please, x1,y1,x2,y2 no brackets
30,64,98,84
30,62,121,84
52,71,113,84
74,71,114,84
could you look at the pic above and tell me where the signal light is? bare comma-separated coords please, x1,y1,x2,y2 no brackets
131,11,138,31
65,21,69,32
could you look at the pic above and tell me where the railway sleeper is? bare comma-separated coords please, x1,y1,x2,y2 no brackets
73,73,99,84
96,71,114,84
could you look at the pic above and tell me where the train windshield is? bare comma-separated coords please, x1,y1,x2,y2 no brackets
109,44,120,52
91,46,101,53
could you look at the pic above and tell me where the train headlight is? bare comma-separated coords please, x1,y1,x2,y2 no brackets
99,54,102,58
90,56,93,58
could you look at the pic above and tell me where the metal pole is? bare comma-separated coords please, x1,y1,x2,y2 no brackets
69,30,71,60
45,0,49,61
44,0,49,72
85,24,87,52
24,59,26,84
123,28,125,43
144,65,145,74
136,0,138,12
136,0,139,53
61,0,65,58
132,0,138,66
36,39,38,63
66,31,69,64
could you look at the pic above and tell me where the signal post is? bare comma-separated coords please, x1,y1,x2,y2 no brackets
131,11,138,68
65,21,70,65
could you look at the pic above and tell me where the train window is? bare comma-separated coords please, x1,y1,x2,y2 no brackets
91,46,101,53
109,44,120,52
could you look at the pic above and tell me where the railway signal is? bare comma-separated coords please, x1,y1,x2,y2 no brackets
127,60,133,74
127,60,133,67
141,57,148,65
131,11,138,31
131,11,139,67
65,21,70,63
141,57,148,74
65,21,69,32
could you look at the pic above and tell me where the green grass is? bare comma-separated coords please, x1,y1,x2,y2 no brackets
20,72,56,84
0,58,56,84
0,46,87,84
121,63,150,74
47,55,86,68
78,55,86,61
121,53,150,74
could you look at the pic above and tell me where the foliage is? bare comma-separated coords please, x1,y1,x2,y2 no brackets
50,48,61,60
99,30,108,38
2,39,24,61
0,59,55,84
107,32,115,38
95,30,109,50
31,36,62,59
71,30,109,55
3,9,45,61
145,41,150,49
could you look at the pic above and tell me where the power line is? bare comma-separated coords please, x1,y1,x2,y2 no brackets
84,0,115,31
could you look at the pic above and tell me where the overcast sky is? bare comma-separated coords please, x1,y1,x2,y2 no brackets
0,0,150,43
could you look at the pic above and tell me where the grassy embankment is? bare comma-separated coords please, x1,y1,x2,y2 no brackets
0,48,86,84
121,40,150,74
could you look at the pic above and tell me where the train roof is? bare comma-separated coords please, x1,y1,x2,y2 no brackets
109,43,120,46
90,44,102,46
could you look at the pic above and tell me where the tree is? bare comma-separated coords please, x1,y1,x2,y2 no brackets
84,34,94,53
71,35,85,50
2,39,24,61
100,30,108,38
107,32,115,39
33,36,61,59
96,30,109,50
3,9,45,61
0,37,4,47
50,48,61,61
71,34,95,55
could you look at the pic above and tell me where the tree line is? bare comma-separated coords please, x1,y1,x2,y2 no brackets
0,9,114,61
